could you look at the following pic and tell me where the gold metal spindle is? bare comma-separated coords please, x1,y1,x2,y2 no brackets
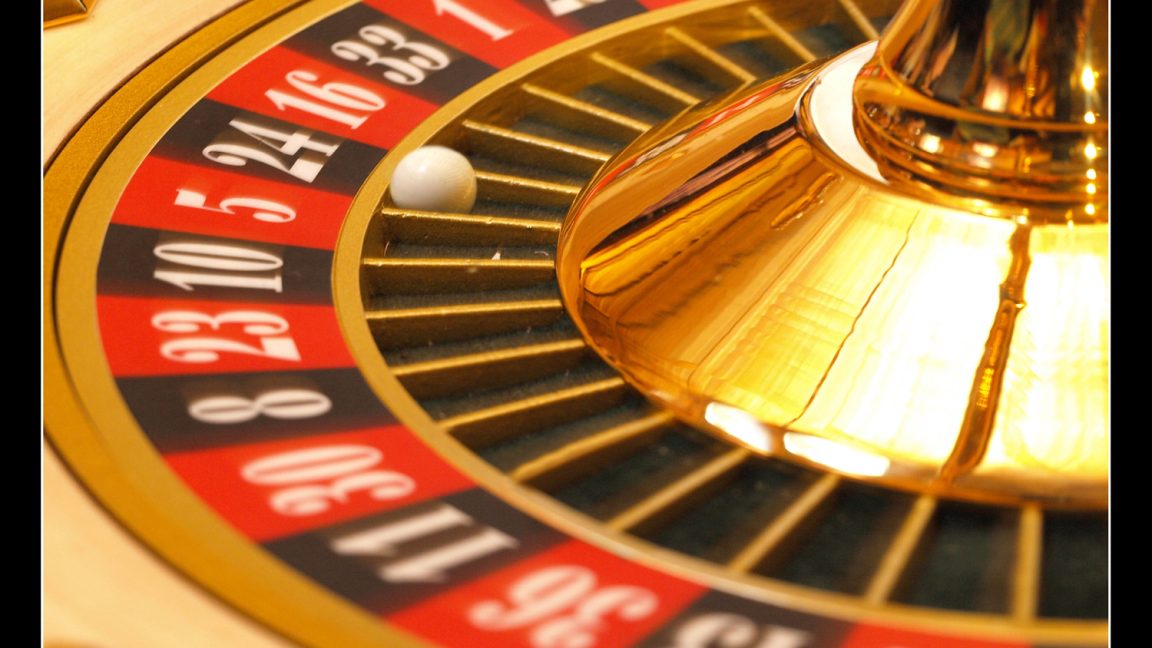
853,0,1108,220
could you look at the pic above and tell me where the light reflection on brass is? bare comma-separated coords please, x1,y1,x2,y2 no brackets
853,0,1108,222
44,0,96,27
782,432,892,477
558,0,1107,507
940,220,1031,483
977,222,1109,486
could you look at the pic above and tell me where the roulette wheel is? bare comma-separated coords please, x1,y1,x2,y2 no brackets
43,0,1109,646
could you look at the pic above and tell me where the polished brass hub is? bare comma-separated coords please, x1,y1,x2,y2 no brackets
853,0,1108,222
556,1,1108,507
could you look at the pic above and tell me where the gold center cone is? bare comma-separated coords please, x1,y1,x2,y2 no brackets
557,0,1108,508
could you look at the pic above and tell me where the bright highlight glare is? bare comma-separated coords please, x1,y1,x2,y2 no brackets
704,402,774,453
782,433,891,477
972,142,999,158
1080,66,1097,91
808,42,884,182
919,133,942,154
1084,143,1098,160
981,77,1008,111
984,224,1110,479
1084,111,1097,124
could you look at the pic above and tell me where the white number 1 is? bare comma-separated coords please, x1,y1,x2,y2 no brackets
544,0,606,18
433,0,514,41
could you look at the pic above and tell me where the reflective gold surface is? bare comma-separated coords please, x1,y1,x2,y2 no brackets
558,1,1108,506
854,0,1108,222
44,0,96,27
